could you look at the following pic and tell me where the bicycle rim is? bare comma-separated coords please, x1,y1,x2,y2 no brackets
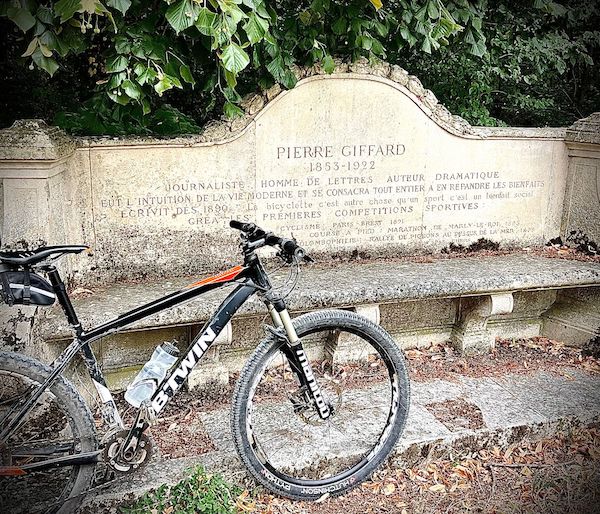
0,368,91,514
245,324,403,487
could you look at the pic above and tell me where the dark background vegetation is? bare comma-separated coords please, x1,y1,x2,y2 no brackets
1,0,599,135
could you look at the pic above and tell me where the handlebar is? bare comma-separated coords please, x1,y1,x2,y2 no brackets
229,219,312,263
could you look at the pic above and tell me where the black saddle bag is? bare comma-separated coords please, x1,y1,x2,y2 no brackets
0,269,56,306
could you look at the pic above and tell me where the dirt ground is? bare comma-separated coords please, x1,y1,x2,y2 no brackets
237,336,600,513
245,426,600,514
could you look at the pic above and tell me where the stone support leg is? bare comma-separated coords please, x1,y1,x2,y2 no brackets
451,293,514,355
324,304,381,365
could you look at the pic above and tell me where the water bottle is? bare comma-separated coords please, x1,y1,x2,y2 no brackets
124,341,179,408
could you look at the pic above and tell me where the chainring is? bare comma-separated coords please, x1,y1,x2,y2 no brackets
102,429,153,475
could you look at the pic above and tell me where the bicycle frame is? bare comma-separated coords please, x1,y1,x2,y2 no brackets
0,254,320,473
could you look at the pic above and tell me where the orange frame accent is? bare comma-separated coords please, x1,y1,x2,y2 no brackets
186,265,245,288
0,466,27,476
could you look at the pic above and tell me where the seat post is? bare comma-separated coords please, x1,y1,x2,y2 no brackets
46,267,82,334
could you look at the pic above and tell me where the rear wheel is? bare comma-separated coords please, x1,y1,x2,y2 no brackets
0,352,97,514
231,310,410,500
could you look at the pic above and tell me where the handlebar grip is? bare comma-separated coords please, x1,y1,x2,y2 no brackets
230,220,256,232
281,239,299,254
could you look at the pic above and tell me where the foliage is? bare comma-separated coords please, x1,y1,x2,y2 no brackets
1,0,484,133
400,0,600,126
54,98,201,135
119,466,245,514
1,0,598,132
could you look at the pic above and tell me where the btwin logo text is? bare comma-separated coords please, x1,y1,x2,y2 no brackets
151,327,217,413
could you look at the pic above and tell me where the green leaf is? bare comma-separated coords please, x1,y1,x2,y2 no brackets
166,0,198,34
322,54,335,74
224,4,247,26
224,101,244,118
36,6,55,24
7,7,36,32
281,69,297,89
469,39,487,57
154,77,172,96
298,10,312,25
54,0,81,23
142,98,151,115
39,31,58,48
179,64,195,86
427,1,440,19
39,43,53,57
266,54,284,81
153,74,183,96
422,36,432,54
360,35,373,51
224,68,237,88
122,79,142,99
106,0,131,15
107,71,126,89
22,37,39,57
108,89,131,105
243,12,269,44
371,38,386,57
195,7,217,36
223,86,241,103
332,17,347,35
136,66,157,85
114,36,131,54
220,43,250,73
105,54,128,73
32,49,59,76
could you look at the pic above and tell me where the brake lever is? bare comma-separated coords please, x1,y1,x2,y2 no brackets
294,248,314,264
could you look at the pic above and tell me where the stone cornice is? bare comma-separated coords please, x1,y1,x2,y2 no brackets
76,58,570,149
565,112,600,145
0,119,76,160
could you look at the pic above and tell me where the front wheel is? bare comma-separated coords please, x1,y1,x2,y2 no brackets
231,309,410,500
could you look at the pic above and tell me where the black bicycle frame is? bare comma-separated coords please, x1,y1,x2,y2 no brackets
0,253,327,473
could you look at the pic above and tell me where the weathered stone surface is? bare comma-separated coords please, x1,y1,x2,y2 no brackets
565,112,600,145
0,120,75,161
37,255,600,342
1,72,573,285
83,368,600,507
0,119,79,248
542,287,600,346
389,64,409,86
562,114,600,244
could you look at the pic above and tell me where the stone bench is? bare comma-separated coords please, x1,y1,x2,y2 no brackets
33,254,600,391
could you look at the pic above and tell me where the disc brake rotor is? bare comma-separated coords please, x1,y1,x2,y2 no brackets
296,376,344,426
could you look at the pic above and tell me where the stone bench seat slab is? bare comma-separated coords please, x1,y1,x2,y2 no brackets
39,255,600,341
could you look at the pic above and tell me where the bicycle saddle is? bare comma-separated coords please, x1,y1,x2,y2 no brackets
0,245,89,266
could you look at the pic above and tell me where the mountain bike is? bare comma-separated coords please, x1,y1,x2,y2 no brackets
0,220,410,513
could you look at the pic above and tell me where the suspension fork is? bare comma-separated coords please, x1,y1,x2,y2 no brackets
267,303,332,420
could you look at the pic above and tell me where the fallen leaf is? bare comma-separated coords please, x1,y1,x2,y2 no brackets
429,483,447,493
382,483,396,495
